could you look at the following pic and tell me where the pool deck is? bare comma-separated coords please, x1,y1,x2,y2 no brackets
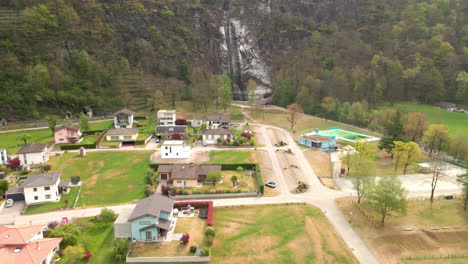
304,129,380,143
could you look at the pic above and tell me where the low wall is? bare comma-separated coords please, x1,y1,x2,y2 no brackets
170,192,259,200
126,256,210,263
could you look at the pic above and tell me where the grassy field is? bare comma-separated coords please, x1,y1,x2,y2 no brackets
58,217,116,264
207,150,258,164
47,151,152,207
337,198,468,264
211,204,358,264
395,102,468,135
24,186,80,214
0,120,113,154
130,216,207,257
174,101,245,121
250,108,380,139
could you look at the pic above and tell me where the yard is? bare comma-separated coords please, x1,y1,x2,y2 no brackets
47,151,152,206
211,204,358,264
395,102,468,135
80,135,97,144
174,101,245,122
207,150,258,164
336,198,468,264
24,186,81,214
0,120,113,154
57,217,116,264
129,214,207,257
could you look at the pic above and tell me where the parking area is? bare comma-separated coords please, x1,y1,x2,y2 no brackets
0,200,25,217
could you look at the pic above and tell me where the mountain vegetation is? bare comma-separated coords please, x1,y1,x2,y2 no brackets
0,0,467,119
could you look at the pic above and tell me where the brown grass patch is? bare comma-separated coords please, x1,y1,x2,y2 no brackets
85,174,99,188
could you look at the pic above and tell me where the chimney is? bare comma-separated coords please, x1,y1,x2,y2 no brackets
36,241,40,250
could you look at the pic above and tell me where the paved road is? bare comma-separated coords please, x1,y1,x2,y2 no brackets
0,119,113,134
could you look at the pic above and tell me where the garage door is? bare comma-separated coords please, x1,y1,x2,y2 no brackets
6,192,24,201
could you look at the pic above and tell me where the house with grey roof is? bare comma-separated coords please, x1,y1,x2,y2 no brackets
157,164,222,188
113,194,175,241
206,114,230,129
10,172,70,205
16,143,49,166
113,109,135,128
105,128,139,143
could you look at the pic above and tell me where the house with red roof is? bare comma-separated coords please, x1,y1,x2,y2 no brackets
0,225,62,264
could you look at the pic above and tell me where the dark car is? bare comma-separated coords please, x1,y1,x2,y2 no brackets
265,182,277,188
444,195,454,200
199,208,208,219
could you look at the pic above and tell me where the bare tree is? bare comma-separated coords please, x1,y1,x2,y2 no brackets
286,104,303,131
428,155,447,205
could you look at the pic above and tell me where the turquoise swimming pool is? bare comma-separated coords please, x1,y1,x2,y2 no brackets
306,129,379,142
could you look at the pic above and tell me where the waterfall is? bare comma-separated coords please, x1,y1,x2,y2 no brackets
219,0,272,103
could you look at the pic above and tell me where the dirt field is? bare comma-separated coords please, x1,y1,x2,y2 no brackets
150,150,210,164
303,149,340,190
266,127,287,146
275,150,305,192
337,198,468,264
251,125,266,146
258,150,279,196
212,204,358,264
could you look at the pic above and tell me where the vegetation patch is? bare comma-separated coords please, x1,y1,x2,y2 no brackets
47,151,152,206
24,186,80,214
207,150,258,164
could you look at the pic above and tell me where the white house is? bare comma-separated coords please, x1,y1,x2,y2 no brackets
202,129,233,145
0,148,7,165
22,172,70,205
17,143,49,166
157,110,176,126
113,109,135,128
206,114,230,129
161,140,191,159
0,224,62,264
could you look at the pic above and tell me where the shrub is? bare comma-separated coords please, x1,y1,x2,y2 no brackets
202,247,210,256
236,166,244,172
48,224,79,248
171,133,183,140
144,184,153,197
64,199,69,205
182,190,190,195
42,164,51,171
63,245,85,264
97,208,117,222
192,190,201,194
232,140,240,146
112,239,129,261
161,185,169,196
175,119,188,125
190,246,197,253
204,227,215,237
240,132,252,139
84,251,93,260
205,235,214,246
217,138,222,144
180,233,190,245
47,220,59,230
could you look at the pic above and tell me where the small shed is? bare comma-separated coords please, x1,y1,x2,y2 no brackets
64,111,73,119
114,207,132,238
0,118,7,126
79,147,86,157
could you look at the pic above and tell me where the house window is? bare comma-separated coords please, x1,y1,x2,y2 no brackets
139,221,151,225
45,186,50,191
177,180,182,184
124,136,132,140
165,153,168,156
33,188,37,192
59,139,64,141
111,136,119,141
145,231,152,240
45,194,51,199
34,196,38,200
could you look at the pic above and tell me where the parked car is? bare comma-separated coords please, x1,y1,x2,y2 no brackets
265,182,277,188
5,199,14,208
199,208,208,219
444,195,454,200
60,217,69,226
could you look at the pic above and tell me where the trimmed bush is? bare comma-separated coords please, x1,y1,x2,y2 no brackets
180,233,190,245
96,208,117,222
190,246,197,253
204,227,215,237
205,235,214,246
202,247,210,256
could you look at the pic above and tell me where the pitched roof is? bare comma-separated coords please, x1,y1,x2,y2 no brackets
55,123,80,132
302,134,335,143
0,237,62,264
105,128,138,136
202,129,233,135
0,225,45,246
113,109,135,116
156,126,187,134
22,173,61,188
5,186,24,195
206,114,230,123
128,194,174,221
156,164,221,180
17,144,48,154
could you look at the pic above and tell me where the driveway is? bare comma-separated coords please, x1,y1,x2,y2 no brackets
0,201,25,224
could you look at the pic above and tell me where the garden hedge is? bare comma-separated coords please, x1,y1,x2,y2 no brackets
60,143,96,150
174,201,213,226
134,116,148,121
81,129,105,135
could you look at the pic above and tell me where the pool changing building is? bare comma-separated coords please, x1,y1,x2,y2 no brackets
299,134,337,151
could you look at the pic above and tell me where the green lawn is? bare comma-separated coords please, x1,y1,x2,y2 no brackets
395,102,468,135
58,217,117,264
80,136,97,144
88,120,113,131
207,150,258,164
212,204,358,264
0,128,54,154
24,187,80,214
47,151,152,207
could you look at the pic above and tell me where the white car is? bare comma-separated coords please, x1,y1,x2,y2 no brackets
265,182,277,188
5,199,14,208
